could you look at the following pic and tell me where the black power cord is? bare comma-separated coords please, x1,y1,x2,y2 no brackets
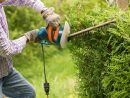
41,44,50,98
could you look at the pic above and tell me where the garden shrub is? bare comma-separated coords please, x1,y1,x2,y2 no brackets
67,1,130,98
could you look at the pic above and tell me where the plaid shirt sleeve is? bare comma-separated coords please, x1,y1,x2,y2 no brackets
0,0,47,57
0,24,27,57
1,0,47,13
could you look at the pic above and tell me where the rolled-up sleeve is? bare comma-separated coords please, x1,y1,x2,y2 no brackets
1,0,47,13
0,25,27,57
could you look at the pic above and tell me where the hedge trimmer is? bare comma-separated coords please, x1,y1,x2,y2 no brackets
40,19,116,98
39,22,70,98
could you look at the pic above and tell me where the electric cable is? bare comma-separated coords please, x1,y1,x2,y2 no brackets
41,44,50,97
41,44,47,82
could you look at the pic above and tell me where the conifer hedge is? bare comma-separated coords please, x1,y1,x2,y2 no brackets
67,1,130,98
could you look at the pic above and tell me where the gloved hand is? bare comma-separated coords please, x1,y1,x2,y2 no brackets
41,7,60,28
24,28,48,43
24,29,39,42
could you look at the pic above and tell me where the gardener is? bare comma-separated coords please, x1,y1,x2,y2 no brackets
0,0,60,98
106,0,129,10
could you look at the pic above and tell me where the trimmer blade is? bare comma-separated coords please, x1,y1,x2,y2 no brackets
68,20,116,40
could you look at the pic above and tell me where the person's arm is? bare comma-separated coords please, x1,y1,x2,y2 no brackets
1,0,60,27
0,25,27,57
1,0,47,13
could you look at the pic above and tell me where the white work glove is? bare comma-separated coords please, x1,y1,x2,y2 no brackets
24,29,39,42
41,7,60,28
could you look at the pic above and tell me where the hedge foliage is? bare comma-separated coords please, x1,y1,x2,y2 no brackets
67,1,130,98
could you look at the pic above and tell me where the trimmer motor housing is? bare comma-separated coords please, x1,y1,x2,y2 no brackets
38,22,70,48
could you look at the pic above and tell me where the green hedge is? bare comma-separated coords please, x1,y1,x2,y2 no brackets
67,1,130,98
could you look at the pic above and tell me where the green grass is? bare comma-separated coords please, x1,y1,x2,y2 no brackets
13,45,77,98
